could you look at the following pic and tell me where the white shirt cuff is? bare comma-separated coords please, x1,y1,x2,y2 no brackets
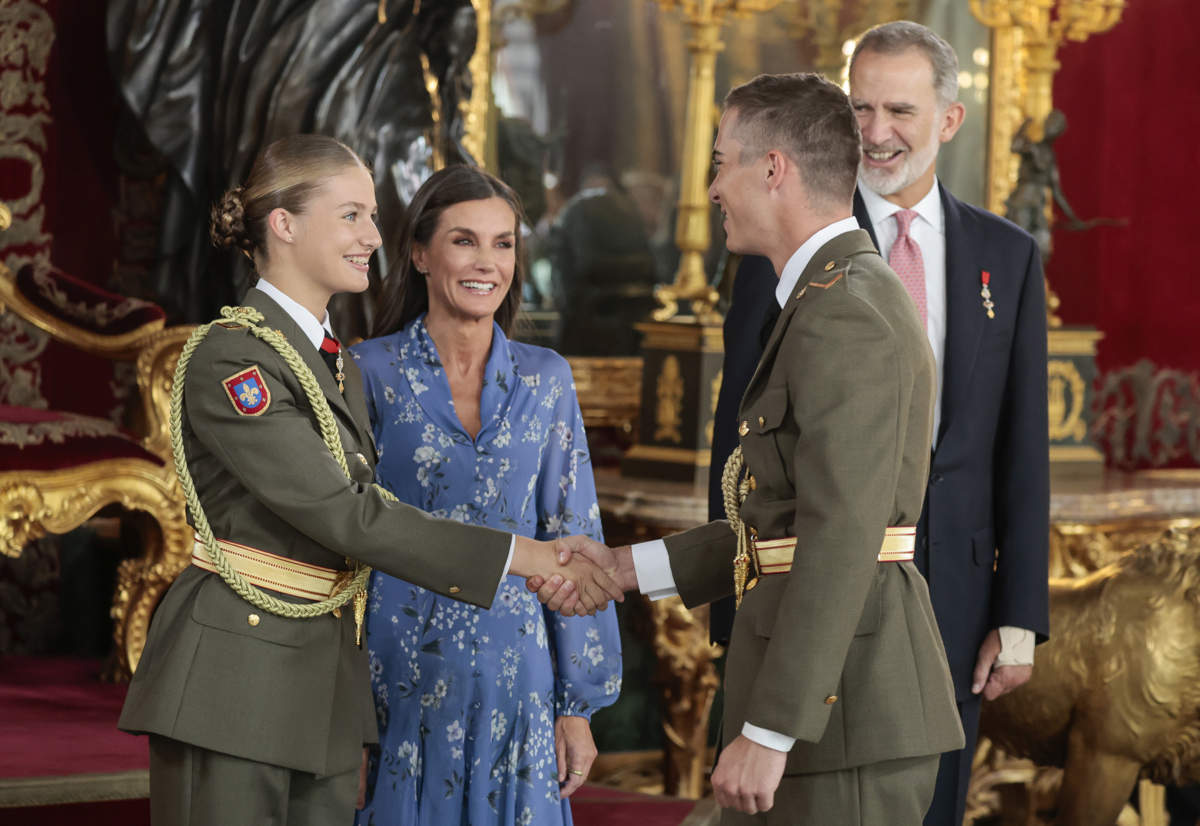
500,535,516,578
741,723,795,752
631,540,678,600
996,626,1035,666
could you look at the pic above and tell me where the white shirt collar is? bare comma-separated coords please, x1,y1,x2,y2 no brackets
775,216,862,308
254,279,334,350
858,176,944,236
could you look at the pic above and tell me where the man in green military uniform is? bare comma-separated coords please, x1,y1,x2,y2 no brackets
549,74,964,823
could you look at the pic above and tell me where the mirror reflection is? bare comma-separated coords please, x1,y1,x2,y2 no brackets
485,0,991,354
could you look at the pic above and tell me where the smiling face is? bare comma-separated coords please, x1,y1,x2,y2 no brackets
849,47,964,207
708,109,770,256
287,164,381,298
413,196,518,327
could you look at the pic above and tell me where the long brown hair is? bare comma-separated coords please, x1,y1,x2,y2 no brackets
372,165,528,338
210,134,364,262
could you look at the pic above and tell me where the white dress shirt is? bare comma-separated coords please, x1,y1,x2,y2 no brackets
253,279,516,574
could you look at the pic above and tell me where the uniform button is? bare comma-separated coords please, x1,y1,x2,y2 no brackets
824,694,838,705
757,415,766,427
247,614,261,627
738,420,749,437
356,452,369,467
824,260,836,271
448,585,462,595
745,577,759,592
931,473,944,485
748,475,757,491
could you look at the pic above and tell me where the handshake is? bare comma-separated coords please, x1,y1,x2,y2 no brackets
511,536,639,616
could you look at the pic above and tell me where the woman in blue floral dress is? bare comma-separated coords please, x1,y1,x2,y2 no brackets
351,166,622,826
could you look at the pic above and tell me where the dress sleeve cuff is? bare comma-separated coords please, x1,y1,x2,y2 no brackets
741,723,795,753
996,626,1036,666
632,540,678,601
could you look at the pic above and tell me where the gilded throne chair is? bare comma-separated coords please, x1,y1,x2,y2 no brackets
0,258,193,675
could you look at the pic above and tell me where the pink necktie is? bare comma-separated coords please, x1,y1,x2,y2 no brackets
889,209,927,327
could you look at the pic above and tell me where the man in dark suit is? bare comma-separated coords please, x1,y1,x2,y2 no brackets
708,21,1050,825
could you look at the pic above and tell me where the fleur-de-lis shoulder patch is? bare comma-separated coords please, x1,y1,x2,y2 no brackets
222,366,271,416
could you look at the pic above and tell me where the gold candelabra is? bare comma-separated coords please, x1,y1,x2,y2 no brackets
782,0,915,80
971,0,1125,210
652,0,783,322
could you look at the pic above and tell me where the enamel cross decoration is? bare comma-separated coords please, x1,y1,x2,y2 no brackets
981,270,995,319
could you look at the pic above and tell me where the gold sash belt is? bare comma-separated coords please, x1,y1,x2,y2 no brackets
192,537,340,601
739,526,917,599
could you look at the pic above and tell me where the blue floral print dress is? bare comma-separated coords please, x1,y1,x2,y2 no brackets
350,316,622,826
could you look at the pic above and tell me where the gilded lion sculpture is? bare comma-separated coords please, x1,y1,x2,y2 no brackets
980,527,1200,825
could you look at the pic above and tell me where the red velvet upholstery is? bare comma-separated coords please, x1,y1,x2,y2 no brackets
0,405,162,470
15,265,163,336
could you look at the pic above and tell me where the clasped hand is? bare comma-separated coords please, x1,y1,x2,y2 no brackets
514,536,628,616
524,538,639,615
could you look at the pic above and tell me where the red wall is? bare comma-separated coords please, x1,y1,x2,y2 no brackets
1049,0,1200,373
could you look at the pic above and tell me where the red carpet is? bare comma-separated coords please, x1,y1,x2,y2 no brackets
0,656,146,779
0,657,705,825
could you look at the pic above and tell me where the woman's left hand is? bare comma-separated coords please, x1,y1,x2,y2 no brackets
555,715,598,798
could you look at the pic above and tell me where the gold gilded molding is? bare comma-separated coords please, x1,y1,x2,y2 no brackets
1047,359,1086,442
463,0,495,170
0,265,165,359
1048,326,1103,356
972,0,1126,213
636,318,724,353
649,596,722,797
623,444,712,467
654,355,685,443
566,356,641,433
705,366,722,446
651,0,784,322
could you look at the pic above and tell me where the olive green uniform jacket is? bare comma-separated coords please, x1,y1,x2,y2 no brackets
667,230,964,774
118,288,513,777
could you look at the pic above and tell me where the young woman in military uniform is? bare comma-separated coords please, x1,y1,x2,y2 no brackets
117,135,619,826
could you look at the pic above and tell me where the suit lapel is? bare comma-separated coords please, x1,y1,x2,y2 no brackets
244,289,368,448
741,230,877,405
938,184,986,444
852,189,880,252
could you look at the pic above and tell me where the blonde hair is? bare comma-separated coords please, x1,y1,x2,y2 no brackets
210,134,365,260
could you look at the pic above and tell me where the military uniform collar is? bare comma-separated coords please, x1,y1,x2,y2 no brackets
774,216,861,308
254,278,336,350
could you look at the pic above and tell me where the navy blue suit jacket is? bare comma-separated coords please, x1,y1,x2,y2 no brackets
708,186,1050,696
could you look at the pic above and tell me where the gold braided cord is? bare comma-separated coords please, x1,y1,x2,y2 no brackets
720,445,753,607
170,305,386,620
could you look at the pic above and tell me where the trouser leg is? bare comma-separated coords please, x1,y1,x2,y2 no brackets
149,735,316,826
923,695,982,826
718,753,939,826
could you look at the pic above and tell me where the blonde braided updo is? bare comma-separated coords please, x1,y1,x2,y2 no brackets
210,186,251,253
208,134,366,263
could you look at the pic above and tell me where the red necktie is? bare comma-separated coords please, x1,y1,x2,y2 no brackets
319,332,342,389
889,209,927,328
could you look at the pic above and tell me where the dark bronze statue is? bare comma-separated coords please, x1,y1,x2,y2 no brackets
1004,109,1121,262
108,0,475,336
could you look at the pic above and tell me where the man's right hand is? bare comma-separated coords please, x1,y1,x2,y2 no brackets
527,537,639,609
509,536,624,616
